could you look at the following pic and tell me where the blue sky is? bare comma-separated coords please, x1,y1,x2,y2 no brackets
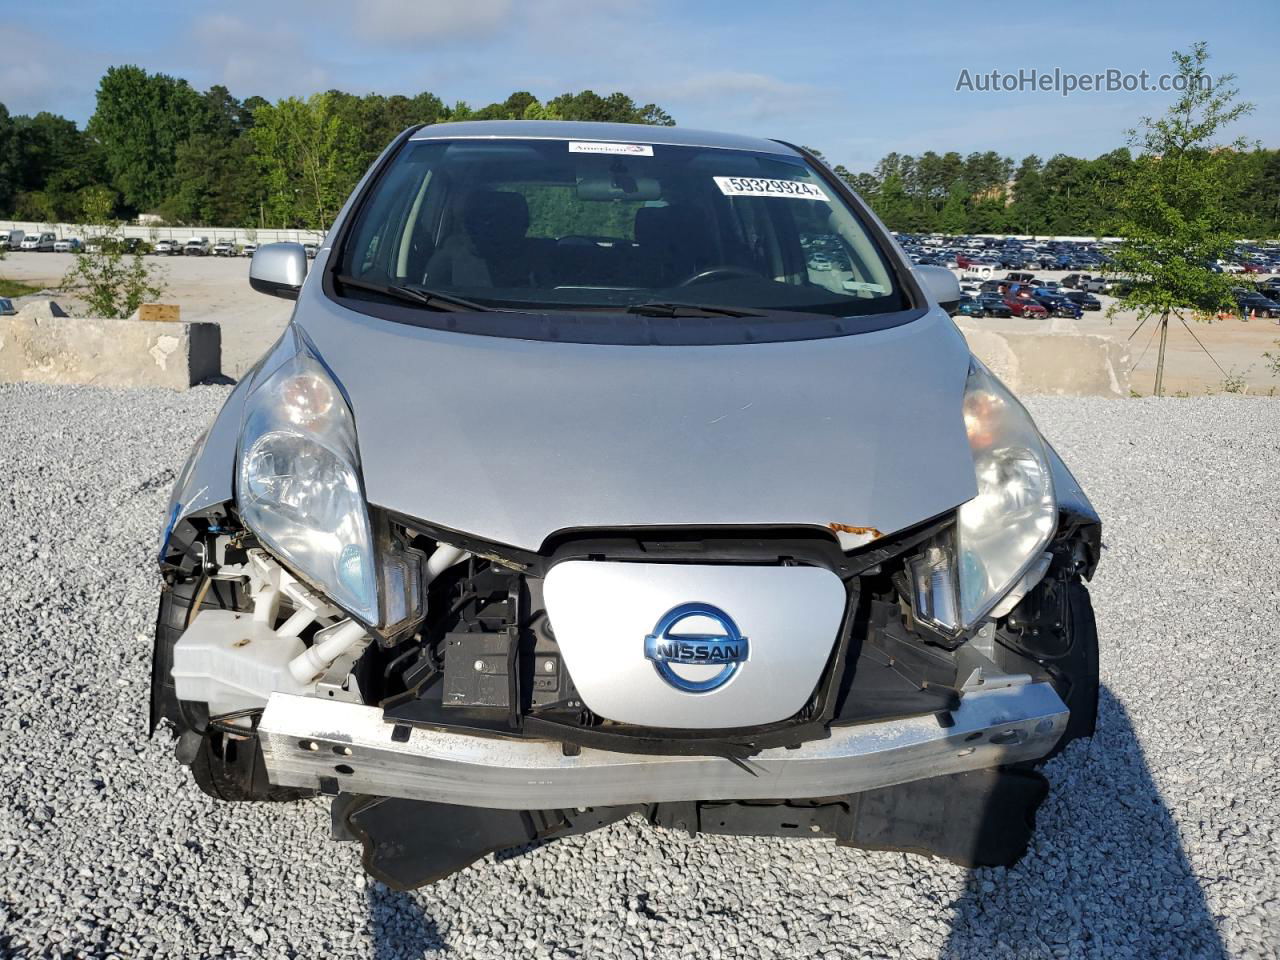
2,0,1275,172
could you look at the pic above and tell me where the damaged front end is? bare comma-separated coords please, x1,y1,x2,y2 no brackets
152,318,1101,890
155,483,1099,887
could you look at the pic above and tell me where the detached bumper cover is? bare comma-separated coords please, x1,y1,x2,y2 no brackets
259,681,1068,808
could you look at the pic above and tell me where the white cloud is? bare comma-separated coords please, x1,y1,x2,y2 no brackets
635,71,824,126
349,0,514,44
0,26,92,118
182,14,330,98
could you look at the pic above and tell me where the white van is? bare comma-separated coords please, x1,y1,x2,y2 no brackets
19,232,56,252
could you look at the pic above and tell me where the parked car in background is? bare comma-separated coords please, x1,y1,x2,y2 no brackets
0,230,23,250
1062,290,1102,311
1004,282,1042,300
976,293,1013,317
241,242,258,257
19,232,56,251
1005,296,1049,318
155,239,180,256
303,242,319,259
1235,291,1280,319
954,295,985,317
1033,293,1083,319
213,240,237,257
90,236,150,254
184,237,212,256
53,237,82,253
0,297,15,316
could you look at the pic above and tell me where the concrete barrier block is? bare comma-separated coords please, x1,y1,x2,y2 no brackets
0,311,221,390
956,320,1130,397
15,299,69,319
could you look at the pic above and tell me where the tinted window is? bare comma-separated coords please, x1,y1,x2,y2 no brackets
337,138,909,330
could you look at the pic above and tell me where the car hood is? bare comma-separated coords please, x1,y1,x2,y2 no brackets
293,290,978,552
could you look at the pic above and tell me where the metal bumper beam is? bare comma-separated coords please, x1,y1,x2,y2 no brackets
259,682,1068,809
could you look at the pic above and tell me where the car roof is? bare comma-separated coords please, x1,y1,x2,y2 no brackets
408,120,800,156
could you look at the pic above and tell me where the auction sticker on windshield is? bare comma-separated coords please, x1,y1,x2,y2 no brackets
714,177,830,201
568,141,655,156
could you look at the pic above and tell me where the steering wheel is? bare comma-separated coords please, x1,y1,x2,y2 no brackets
677,265,761,287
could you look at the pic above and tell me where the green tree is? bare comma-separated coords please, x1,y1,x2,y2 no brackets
833,164,879,200
962,151,1013,196
5,112,106,219
544,90,674,125
1041,154,1087,234
163,132,259,226
1007,155,1047,235
0,103,17,214
59,190,166,317
1108,42,1254,395
873,174,923,231
249,93,363,229
88,65,204,212
938,183,970,234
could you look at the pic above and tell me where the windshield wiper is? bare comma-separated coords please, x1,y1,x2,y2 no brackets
335,274,489,312
624,301,767,319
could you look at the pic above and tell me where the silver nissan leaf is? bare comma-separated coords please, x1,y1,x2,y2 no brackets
152,121,1101,889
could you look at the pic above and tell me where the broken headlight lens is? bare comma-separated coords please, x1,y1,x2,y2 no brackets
956,360,1056,626
236,344,377,624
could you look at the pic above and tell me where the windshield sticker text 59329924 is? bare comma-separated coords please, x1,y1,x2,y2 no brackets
713,177,830,201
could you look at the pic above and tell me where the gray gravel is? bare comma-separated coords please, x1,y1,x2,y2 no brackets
0,383,1277,959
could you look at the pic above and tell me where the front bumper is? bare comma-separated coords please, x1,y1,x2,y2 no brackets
259,680,1068,809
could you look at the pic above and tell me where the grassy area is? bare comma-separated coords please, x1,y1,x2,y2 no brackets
0,276,42,298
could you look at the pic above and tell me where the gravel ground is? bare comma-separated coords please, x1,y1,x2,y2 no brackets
0,384,1277,959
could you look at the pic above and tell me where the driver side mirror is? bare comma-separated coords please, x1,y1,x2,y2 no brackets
249,243,308,300
916,264,962,314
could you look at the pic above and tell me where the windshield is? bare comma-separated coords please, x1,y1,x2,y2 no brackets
336,138,909,330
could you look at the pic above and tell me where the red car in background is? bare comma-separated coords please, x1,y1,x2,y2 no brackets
1004,296,1049,318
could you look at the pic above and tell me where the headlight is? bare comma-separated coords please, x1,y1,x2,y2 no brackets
957,361,1056,625
911,361,1056,632
237,344,377,624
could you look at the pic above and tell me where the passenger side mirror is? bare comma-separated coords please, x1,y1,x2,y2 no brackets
916,264,962,314
249,243,308,300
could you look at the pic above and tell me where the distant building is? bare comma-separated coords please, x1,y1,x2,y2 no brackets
136,212,165,226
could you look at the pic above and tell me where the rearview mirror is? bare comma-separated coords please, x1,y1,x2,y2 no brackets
249,243,308,300
576,177,661,201
916,264,962,314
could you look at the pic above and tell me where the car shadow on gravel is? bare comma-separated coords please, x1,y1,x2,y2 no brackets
366,881,446,958
939,686,1226,959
